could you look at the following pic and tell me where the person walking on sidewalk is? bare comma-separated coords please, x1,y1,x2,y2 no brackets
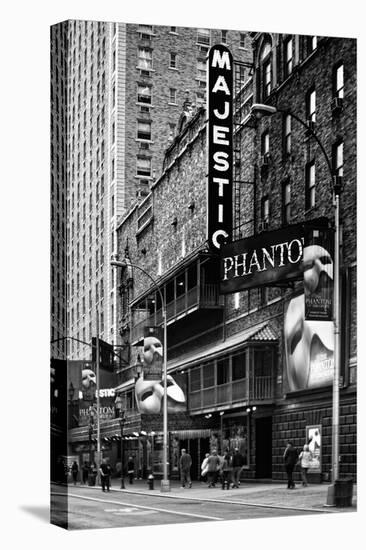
283,441,299,489
298,444,313,486
127,456,135,484
82,461,89,484
221,450,233,489
232,448,245,488
207,449,221,488
71,461,79,485
99,458,112,492
180,448,192,488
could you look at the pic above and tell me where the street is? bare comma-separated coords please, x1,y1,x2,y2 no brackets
51,483,329,530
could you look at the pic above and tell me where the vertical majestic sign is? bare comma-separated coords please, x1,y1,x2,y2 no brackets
207,45,233,249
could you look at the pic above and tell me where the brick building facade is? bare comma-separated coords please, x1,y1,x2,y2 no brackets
64,30,357,484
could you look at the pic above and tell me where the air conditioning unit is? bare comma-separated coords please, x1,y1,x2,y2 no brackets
306,119,315,134
261,153,270,166
331,97,343,113
258,220,269,232
333,175,343,193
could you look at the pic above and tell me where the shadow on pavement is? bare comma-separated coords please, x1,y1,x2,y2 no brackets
20,506,50,523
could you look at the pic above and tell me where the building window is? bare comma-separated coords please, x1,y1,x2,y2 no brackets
221,30,227,44
137,156,151,177
308,35,317,53
284,36,293,77
333,141,344,176
284,114,292,155
261,196,269,222
170,26,177,33
196,59,206,81
137,120,151,140
263,59,271,99
137,84,151,104
306,87,316,122
333,63,344,98
261,130,269,156
197,28,210,46
259,41,272,101
169,53,177,69
234,292,240,310
240,33,245,48
305,160,316,209
282,180,291,224
169,88,177,104
138,47,152,71
168,123,176,140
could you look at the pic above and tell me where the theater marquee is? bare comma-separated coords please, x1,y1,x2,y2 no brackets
219,219,330,294
207,44,233,249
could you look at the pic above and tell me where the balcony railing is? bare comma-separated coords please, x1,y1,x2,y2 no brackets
189,375,274,411
131,283,223,343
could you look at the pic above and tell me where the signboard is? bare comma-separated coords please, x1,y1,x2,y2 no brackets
220,218,330,294
78,365,116,427
92,337,115,372
207,44,233,249
304,227,333,321
143,326,163,381
284,292,334,391
305,425,322,473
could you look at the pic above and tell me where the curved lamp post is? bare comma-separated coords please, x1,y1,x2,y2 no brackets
251,103,342,503
111,256,170,493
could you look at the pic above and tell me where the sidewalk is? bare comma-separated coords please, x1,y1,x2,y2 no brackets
102,478,357,513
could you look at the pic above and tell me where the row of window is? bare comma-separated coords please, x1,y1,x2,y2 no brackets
259,35,344,103
260,141,343,224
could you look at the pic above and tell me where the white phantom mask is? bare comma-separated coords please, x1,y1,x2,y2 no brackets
81,368,97,389
135,375,186,414
143,336,163,365
303,245,333,295
284,294,334,391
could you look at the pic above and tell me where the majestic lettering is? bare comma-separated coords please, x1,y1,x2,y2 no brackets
207,45,233,249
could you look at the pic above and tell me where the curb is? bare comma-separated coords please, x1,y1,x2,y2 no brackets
70,483,340,514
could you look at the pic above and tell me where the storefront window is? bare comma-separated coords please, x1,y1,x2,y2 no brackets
222,417,250,466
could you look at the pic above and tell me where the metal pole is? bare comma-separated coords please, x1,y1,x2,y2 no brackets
161,305,169,491
120,418,125,489
332,192,341,482
96,315,101,482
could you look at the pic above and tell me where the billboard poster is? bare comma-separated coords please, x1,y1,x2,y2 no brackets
77,363,116,427
143,326,163,381
135,370,187,415
284,293,334,391
305,425,322,473
207,44,233,249
303,227,333,321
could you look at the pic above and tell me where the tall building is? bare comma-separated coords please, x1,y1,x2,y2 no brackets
50,20,252,361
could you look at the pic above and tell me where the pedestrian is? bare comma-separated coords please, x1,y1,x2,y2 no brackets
82,461,89,484
298,444,313,486
179,448,192,488
206,449,221,488
71,461,79,485
232,448,245,488
127,456,135,484
283,441,299,489
221,450,233,489
201,453,210,482
99,458,112,492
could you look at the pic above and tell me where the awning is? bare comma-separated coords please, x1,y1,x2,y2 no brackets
168,321,277,373
170,429,211,439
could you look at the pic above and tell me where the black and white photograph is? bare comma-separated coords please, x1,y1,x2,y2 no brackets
50,15,358,531
3,1,363,548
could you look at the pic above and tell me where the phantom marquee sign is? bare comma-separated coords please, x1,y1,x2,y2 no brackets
220,219,332,298
207,44,233,249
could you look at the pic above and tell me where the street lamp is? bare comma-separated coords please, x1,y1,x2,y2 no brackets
115,395,126,489
111,256,170,492
251,103,341,504
88,407,95,467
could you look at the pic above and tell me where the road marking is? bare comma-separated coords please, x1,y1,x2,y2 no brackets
67,493,223,521
104,508,157,515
